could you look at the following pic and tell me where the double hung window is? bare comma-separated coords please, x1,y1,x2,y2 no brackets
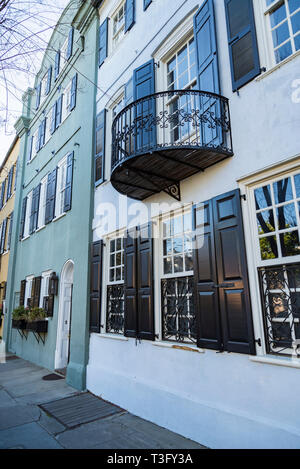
106,236,125,335
265,0,300,64
112,2,125,49
55,156,68,218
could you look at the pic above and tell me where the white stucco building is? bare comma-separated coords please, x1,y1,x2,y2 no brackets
87,0,300,448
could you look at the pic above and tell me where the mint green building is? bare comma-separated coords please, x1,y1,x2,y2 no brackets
3,0,99,390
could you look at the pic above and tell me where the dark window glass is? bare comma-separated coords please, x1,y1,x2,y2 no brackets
275,40,292,62
273,177,293,203
289,0,300,13
272,21,290,47
260,236,278,260
255,185,272,209
280,230,300,256
257,209,275,234
277,203,297,229
291,10,300,33
270,3,287,27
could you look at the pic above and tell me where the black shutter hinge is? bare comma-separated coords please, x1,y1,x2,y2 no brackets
255,338,262,347
240,194,246,201
260,67,266,73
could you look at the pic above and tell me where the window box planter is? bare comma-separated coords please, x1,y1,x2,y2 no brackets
26,320,48,333
12,319,27,330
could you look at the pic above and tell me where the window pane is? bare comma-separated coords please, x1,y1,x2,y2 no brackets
174,255,183,273
273,177,293,203
272,21,290,47
255,185,272,209
275,40,292,62
288,0,300,14
291,9,300,33
257,209,275,234
260,236,278,260
295,174,300,197
174,216,183,235
164,257,172,274
173,237,183,254
280,230,300,256
163,239,172,256
110,239,115,252
270,3,287,28
295,33,300,49
276,203,297,229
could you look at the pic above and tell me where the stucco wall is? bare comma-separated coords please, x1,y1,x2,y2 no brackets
88,0,300,448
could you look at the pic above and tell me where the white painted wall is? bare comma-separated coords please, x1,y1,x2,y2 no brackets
88,0,300,448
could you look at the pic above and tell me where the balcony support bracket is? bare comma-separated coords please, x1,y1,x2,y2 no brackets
163,182,181,201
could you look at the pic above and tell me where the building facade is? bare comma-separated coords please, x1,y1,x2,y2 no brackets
0,137,19,340
3,0,99,390
87,0,300,449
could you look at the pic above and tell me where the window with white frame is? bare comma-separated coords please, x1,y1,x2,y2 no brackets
31,129,39,160
24,275,34,308
39,271,52,308
55,156,68,218
23,191,33,238
264,0,300,64
252,170,300,356
160,210,196,344
62,81,72,122
41,72,48,101
37,175,48,229
45,110,52,143
106,235,125,334
61,36,69,67
112,2,125,49
166,37,197,143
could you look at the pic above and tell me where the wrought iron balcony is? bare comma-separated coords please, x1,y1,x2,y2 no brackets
111,89,233,201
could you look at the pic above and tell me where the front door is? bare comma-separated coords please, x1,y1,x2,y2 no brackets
59,283,72,369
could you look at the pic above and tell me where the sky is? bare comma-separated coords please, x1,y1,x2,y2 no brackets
0,0,70,164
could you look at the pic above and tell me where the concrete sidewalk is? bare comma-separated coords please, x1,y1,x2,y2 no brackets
0,354,205,449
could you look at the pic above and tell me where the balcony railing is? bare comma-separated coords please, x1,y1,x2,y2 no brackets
111,89,233,201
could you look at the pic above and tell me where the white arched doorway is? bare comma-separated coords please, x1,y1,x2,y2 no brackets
55,260,74,373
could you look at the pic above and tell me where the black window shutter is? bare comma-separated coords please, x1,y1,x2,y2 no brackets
64,152,74,212
193,0,220,93
193,190,256,355
47,294,55,317
54,51,60,80
41,118,46,147
36,123,42,152
55,95,63,128
90,240,103,333
95,109,106,184
137,223,154,340
125,0,135,32
6,167,13,201
212,189,255,355
46,66,52,95
33,276,42,307
193,199,222,351
14,161,18,191
7,211,13,250
143,0,152,10
45,168,57,224
30,184,41,233
69,74,77,111
19,197,27,240
67,27,74,60
20,280,26,306
224,0,260,91
0,180,5,209
29,190,35,235
35,82,41,110
50,102,57,134
133,59,156,151
124,227,138,338
98,19,108,67
0,218,7,254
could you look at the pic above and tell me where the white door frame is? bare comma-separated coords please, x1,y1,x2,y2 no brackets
55,259,74,370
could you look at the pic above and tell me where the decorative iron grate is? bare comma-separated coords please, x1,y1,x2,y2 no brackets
259,263,300,356
106,284,125,335
161,276,196,344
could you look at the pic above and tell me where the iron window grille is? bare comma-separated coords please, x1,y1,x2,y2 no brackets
161,275,196,344
259,263,300,356
106,284,125,334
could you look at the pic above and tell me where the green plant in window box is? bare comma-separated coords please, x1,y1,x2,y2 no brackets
12,306,28,330
26,307,48,332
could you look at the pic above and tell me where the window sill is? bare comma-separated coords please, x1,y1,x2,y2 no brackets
256,49,300,82
95,333,128,342
36,225,46,233
152,341,204,353
249,355,300,369
21,235,30,242
53,212,66,223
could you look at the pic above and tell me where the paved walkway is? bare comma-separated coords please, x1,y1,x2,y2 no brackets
0,354,205,449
